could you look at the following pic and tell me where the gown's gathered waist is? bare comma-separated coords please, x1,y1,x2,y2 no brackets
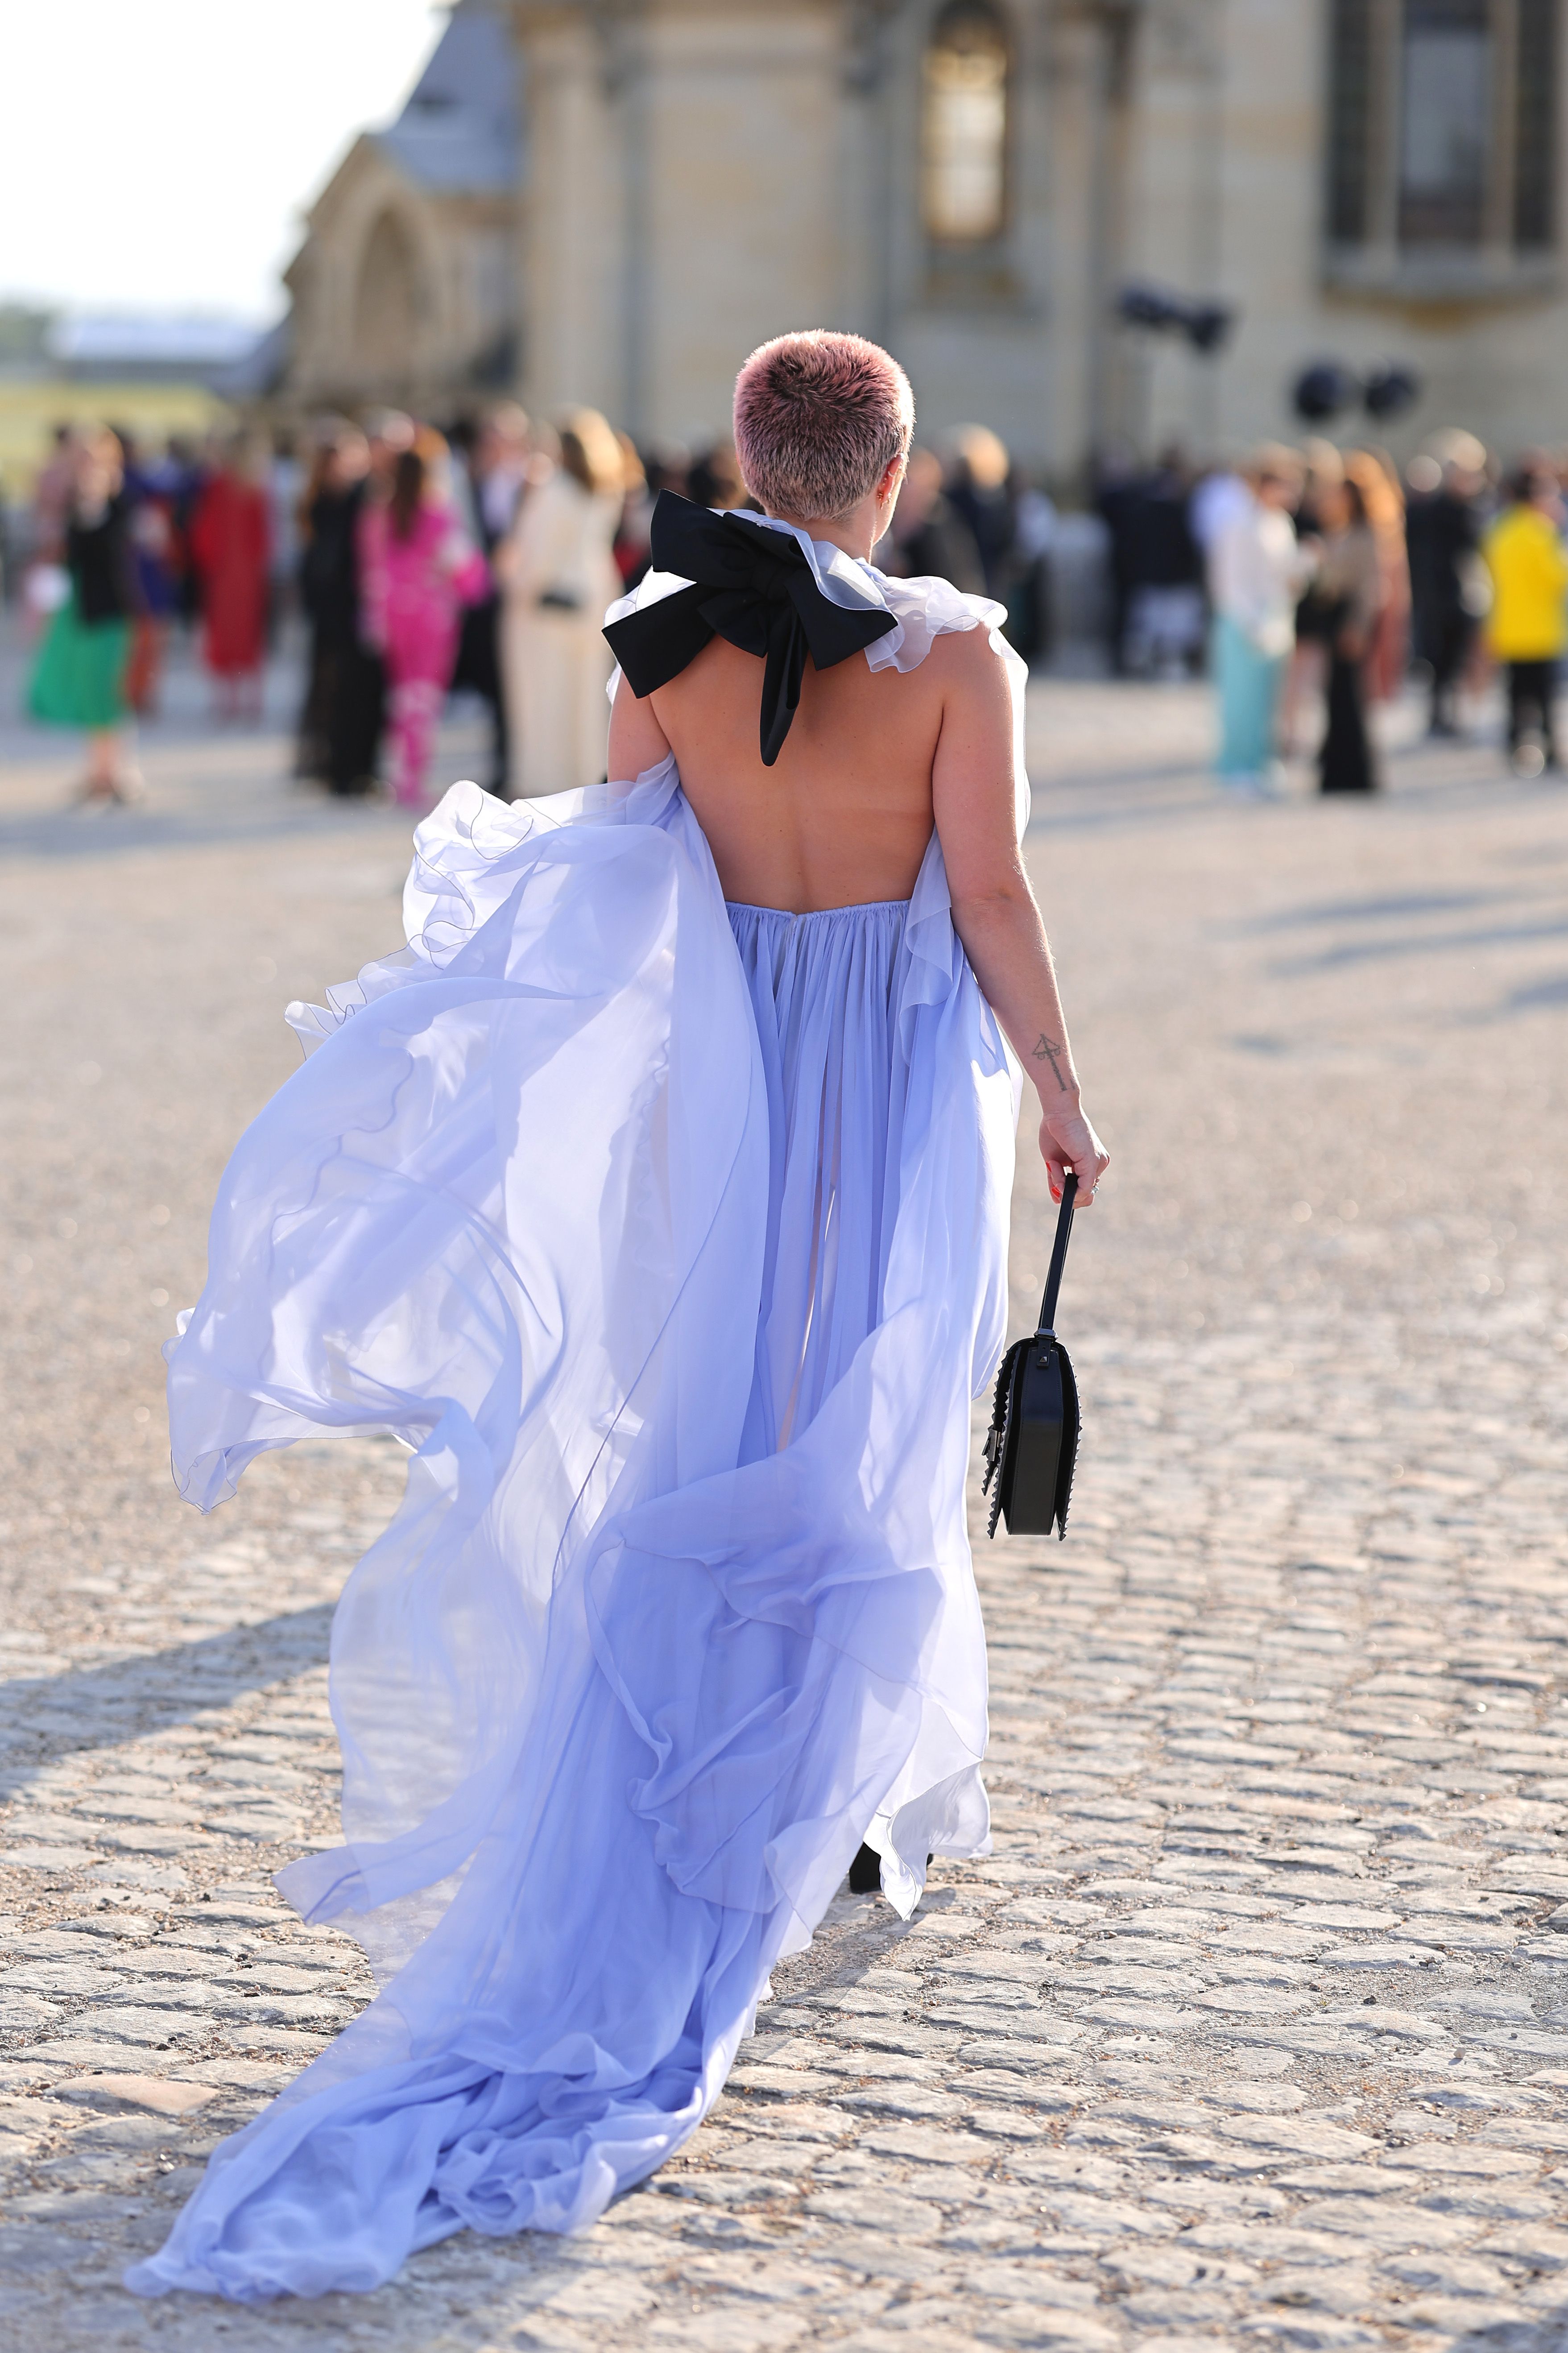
725,893,913,920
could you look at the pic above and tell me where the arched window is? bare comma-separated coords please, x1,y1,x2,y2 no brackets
921,1,1009,245
354,211,421,374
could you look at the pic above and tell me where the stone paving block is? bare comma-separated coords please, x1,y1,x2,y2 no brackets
1241,2324,1385,2350
4,675,1568,2343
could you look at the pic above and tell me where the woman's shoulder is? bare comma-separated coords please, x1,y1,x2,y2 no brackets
914,612,1009,681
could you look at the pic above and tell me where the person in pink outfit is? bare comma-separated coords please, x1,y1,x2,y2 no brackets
359,428,490,808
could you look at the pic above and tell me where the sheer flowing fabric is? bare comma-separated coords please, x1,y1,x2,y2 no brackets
128,563,1025,2301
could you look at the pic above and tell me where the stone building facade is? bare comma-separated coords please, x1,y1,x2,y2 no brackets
283,3,520,416
286,0,1568,472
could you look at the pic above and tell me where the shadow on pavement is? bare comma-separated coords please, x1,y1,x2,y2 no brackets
1276,913,1568,974
0,1606,334,1788
1506,971,1568,1010
1451,2316,1568,2351
1246,887,1505,928
0,796,411,866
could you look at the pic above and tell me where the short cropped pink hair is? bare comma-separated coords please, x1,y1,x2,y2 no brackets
733,330,914,521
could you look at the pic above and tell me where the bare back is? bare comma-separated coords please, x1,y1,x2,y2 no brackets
609,626,1004,914
605,560,1109,1208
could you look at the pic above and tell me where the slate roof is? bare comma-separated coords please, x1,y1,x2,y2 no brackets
376,0,520,196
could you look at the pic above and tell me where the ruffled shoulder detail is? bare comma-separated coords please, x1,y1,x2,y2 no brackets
861,566,1009,674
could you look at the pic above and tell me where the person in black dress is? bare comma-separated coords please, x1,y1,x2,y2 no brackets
298,428,383,797
1405,442,1487,738
1306,474,1383,794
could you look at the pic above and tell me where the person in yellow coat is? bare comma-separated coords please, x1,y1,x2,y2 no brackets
1483,469,1568,773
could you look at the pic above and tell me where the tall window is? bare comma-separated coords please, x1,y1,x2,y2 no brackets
1327,0,1375,242
1326,0,1558,265
922,1,1009,245
1399,0,1490,244
1515,0,1558,245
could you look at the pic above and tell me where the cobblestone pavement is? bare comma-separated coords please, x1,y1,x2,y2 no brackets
3,640,1567,2350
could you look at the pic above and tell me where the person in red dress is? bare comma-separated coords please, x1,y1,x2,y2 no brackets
190,434,271,720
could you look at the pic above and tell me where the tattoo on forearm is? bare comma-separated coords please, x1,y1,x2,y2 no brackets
1032,1033,1070,1092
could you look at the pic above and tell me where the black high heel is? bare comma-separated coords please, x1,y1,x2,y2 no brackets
848,1843,881,1894
848,1843,934,1895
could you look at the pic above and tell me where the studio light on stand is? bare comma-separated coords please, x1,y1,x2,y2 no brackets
1117,283,1236,355
1291,360,1423,426
1113,283,1236,460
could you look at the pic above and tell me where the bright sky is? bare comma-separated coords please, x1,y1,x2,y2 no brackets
0,0,449,321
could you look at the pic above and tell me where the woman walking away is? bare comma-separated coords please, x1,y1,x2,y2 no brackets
128,329,1107,2302
134,331,1106,2296
359,427,490,809
1306,470,1384,794
498,407,625,794
1483,468,1568,775
1208,444,1314,796
189,434,271,723
28,425,142,803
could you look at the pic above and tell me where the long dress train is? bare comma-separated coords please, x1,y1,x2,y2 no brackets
127,550,1026,2301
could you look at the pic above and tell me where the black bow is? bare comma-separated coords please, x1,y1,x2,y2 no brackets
603,491,897,765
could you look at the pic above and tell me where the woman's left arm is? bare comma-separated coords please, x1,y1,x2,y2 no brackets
607,671,671,782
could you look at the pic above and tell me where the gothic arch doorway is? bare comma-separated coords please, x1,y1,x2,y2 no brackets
354,209,422,379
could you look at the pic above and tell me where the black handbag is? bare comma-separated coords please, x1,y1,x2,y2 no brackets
981,1171,1080,1540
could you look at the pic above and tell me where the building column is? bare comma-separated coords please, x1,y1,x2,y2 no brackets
512,2,629,418
837,0,905,339
1050,1,1145,479
1087,2,1143,458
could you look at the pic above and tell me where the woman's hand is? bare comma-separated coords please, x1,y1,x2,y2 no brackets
1039,1103,1109,1206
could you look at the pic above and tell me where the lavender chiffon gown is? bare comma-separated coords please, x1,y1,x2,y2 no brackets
128,543,1027,2301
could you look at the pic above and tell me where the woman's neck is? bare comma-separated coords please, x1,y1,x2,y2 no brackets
765,494,880,564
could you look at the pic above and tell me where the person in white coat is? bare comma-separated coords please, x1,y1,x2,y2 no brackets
498,409,625,796
1208,445,1316,796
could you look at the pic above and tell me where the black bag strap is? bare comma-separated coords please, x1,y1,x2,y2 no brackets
1037,1170,1077,1336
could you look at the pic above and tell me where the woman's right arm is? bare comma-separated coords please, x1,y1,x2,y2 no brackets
931,631,1109,1206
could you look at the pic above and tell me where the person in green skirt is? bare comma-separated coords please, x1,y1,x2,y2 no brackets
28,426,143,802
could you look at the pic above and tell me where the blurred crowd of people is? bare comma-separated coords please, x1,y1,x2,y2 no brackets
6,407,1059,811
1101,429,1568,795
12,402,1565,810
292,401,625,807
